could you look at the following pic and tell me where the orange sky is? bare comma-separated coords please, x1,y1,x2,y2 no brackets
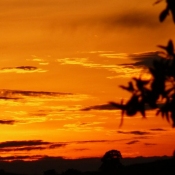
0,0,175,161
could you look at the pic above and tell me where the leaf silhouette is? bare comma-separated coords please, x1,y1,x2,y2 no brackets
171,112,175,127
119,81,135,92
109,100,125,127
120,99,125,127
159,8,169,22
153,0,163,5
138,100,146,118
168,40,174,55
158,40,174,56
163,87,174,97
125,95,139,116
132,77,149,91
108,101,124,110
99,2,175,129
168,0,175,23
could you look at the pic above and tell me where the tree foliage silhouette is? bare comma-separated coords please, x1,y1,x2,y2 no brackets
99,150,123,174
109,0,175,127
154,0,175,23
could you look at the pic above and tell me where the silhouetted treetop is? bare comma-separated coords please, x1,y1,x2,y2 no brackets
100,150,123,174
101,150,122,163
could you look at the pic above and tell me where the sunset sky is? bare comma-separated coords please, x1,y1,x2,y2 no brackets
0,0,175,161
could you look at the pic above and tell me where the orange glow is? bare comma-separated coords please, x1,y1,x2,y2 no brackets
0,0,175,161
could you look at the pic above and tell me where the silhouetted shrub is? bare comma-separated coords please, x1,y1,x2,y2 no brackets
99,150,123,174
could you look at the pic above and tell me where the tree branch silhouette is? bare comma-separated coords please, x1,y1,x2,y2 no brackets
111,0,175,127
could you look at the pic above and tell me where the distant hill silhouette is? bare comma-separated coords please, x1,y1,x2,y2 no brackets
118,158,175,175
0,156,173,175
0,157,174,175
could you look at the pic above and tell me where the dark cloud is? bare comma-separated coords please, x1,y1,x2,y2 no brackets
0,96,22,100
0,140,50,148
15,66,37,70
81,100,160,112
118,130,151,135
0,140,67,153
0,120,16,125
76,140,112,144
49,143,67,149
130,131,151,135
0,66,47,73
0,89,73,100
150,128,167,131
120,51,162,68
0,139,120,153
81,103,119,111
73,148,90,151
67,9,161,30
144,143,157,146
0,147,46,152
0,155,42,161
74,139,131,144
133,136,151,140
29,112,47,117
1,66,38,71
126,140,139,145
104,11,158,29
0,145,67,152
14,146,47,151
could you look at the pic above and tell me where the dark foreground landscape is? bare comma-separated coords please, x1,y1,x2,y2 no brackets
0,156,174,175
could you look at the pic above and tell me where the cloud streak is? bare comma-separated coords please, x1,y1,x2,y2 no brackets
0,89,73,99
0,89,90,104
0,155,43,161
150,128,167,131
0,140,67,153
0,120,16,125
0,140,50,148
144,143,157,146
126,140,139,145
81,103,119,111
0,66,47,73
118,130,151,135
